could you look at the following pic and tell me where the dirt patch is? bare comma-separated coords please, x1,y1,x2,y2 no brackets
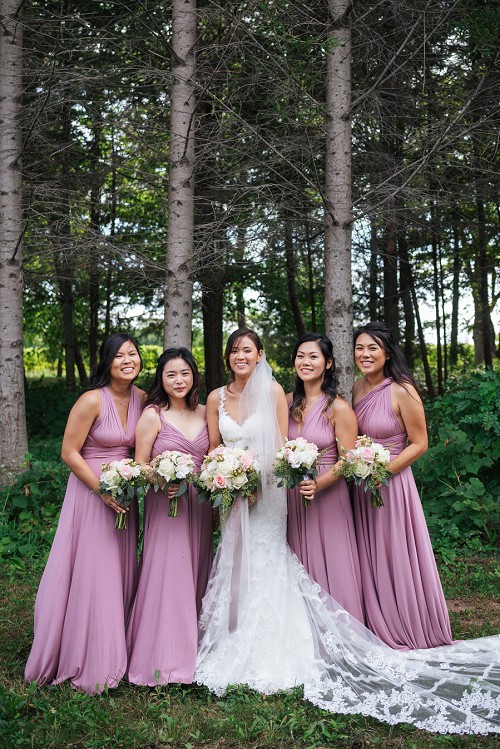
447,597,500,630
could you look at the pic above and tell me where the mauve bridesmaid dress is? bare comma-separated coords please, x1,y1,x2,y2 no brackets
25,386,142,694
126,408,213,685
287,397,365,623
353,377,454,650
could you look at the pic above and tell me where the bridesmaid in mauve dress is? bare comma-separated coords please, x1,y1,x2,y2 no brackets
127,347,213,685
25,333,145,694
352,321,454,651
286,333,364,623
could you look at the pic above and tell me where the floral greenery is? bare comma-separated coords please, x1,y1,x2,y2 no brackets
414,369,500,559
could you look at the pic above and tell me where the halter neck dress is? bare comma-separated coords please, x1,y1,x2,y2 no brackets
25,385,143,694
287,397,364,622
353,378,454,650
126,407,212,685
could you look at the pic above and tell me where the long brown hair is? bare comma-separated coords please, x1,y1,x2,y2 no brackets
224,327,264,385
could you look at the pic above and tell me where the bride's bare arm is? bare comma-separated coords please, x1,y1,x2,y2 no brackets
206,388,223,450
273,382,289,443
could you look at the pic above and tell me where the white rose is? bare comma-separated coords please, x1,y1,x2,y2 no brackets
219,457,238,477
101,470,121,489
231,473,249,490
353,461,371,479
175,464,191,479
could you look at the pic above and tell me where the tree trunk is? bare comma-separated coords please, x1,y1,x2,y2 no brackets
202,284,224,393
368,221,379,321
449,227,461,367
89,118,102,369
406,254,435,397
383,213,399,342
304,219,317,331
75,343,88,387
324,0,353,399
53,98,76,392
430,202,443,395
398,235,415,368
164,0,197,348
0,0,28,479
475,191,493,367
284,208,306,338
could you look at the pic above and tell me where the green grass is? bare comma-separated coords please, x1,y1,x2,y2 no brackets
1,558,499,749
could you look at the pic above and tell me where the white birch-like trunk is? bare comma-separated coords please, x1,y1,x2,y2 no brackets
164,0,197,348
324,0,354,400
0,0,28,480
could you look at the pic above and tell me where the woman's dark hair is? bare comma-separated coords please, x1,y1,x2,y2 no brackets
290,332,339,422
353,322,418,389
146,347,201,410
224,327,264,385
86,333,142,391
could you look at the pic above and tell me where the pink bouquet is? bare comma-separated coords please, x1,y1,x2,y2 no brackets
334,435,392,508
194,445,260,521
98,458,149,529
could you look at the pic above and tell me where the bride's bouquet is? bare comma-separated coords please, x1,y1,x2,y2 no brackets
334,435,392,508
273,437,322,507
194,445,260,522
149,450,196,517
98,458,149,529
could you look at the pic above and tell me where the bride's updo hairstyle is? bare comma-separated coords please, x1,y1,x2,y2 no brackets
224,327,264,385
291,332,339,423
353,321,417,390
146,347,201,410
86,332,142,391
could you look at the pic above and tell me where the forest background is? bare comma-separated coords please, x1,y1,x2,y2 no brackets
0,1,499,747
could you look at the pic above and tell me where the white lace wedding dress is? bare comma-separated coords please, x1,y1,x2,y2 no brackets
194,361,499,734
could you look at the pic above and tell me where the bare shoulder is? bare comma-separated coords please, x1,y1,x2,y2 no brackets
391,381,422,406
196,403,207,417
331,395,354,417
137,405,161,426
271,379,286,397
72,389,101,414
206,387,221,406
286,392,293,405
352,377,364,398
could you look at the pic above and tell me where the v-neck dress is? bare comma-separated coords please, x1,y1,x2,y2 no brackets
287,396,365,623
25,385,143,694
353,378,454,650
126,407,213,685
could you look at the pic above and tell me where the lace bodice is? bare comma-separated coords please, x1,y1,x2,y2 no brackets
218,387,261,450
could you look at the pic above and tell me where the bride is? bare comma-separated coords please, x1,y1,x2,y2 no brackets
194,327,499,734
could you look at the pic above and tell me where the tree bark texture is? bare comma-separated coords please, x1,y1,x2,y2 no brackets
0,0,28,478
164,0,197,349
324,0,354,400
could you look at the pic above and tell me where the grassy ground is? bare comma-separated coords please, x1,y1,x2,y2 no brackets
1,553,499,749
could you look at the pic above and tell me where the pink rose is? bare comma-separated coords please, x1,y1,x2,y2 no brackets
119,463,134,479
214,474,227,489
358,447,375,463
239,452,252,470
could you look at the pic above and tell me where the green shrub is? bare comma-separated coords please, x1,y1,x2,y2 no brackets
415,369,500,554
0,451,68,573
